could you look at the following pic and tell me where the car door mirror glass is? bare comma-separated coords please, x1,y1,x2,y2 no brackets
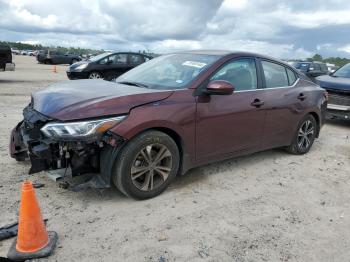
206,80,235,95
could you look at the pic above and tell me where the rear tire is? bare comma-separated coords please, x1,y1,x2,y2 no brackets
44,59,52,65
286,114,317,155
112,131,180,199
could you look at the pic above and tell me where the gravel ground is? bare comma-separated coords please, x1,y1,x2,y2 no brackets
0,56,349,262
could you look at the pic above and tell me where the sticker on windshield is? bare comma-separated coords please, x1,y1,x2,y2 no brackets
182,61,207,68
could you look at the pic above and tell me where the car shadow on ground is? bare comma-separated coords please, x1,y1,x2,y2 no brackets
0,79,35,84
60,148,291,201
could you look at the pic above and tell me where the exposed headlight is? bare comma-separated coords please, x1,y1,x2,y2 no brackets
74,63,88,71
41,116,126,140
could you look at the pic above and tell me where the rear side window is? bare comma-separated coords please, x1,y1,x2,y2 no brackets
313,63,320,70
320,64,328,72
262,61,289,88
286,68,297,85
130,54,144,64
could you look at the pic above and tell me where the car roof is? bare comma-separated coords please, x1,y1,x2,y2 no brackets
294,61,325,64
175,50,294,69
110,51,152,57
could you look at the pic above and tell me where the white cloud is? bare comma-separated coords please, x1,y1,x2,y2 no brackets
1,0,350,58
338,44,350,53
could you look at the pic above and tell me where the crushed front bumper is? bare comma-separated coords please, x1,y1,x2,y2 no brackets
10,105,125,188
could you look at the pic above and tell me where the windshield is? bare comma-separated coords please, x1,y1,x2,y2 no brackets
89,52,112,62
333,63,350,78
116,53,220,89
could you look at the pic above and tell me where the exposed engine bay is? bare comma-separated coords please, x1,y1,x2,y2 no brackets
10,104,124,187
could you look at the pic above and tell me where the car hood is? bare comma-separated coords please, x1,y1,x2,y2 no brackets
32,79,173,121
316,75,350,92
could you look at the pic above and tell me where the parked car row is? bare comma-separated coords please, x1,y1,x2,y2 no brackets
11,49,38,56
316,63,350,120
288,60,350,120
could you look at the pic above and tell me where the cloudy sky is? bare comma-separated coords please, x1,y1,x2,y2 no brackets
1,0,350,58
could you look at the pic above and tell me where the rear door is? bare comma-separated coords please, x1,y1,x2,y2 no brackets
107,53,129,79
129,54,145,69
258,59,306,149
195,57,266,162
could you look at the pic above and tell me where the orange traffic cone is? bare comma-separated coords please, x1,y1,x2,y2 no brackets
7,181,58,261
52,65,57,73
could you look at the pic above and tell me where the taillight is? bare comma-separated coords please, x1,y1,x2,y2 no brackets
324,91,329,101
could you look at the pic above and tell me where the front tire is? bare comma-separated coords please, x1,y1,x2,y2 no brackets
88,71,102,79
112,131,180,199
286,114,317,155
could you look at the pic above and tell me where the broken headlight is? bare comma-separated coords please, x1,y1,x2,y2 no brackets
40,116,126,140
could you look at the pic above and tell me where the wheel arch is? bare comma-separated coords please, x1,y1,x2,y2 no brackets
130,127,185,174
308,111,320,138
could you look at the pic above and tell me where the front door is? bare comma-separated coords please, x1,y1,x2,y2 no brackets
195,58,266,162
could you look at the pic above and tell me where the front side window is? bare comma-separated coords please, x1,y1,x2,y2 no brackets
262,61,289,88
110,54,127,64
210,58,258,91
99,54,127,65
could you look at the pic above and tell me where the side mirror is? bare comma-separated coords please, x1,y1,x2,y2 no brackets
106,60,113,65
206,80,234,95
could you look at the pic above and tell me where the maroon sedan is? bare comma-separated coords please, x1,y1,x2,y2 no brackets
10,50,327,199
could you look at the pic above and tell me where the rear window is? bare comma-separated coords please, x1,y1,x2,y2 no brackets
295,63,310,71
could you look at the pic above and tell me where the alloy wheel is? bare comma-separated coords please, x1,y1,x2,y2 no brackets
297,120,314,150
131,143,172,191
89,72,101,79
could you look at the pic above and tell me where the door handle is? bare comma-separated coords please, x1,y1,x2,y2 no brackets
251,99,264,107
298,93,307,100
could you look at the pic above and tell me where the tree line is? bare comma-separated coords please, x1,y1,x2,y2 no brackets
307,54,350,67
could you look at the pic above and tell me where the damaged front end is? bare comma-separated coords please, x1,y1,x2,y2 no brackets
10,104,126,188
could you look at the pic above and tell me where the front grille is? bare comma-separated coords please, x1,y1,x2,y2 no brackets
327,90,350,106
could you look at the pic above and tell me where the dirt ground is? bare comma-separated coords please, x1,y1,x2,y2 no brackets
0,55,349,262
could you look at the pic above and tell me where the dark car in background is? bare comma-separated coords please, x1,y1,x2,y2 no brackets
37,50,81,65
10,50,327,199
66,52,152,81
291,61,329,82
0,43,15,72
316,63,350,120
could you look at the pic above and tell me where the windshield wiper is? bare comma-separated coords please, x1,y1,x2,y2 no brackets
117,81,148,88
